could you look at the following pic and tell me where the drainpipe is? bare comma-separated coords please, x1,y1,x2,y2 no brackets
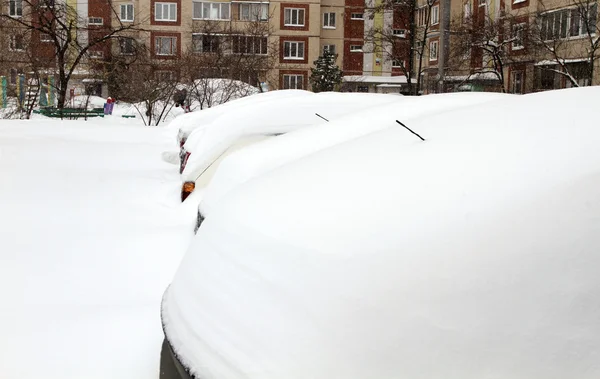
438,0,451,92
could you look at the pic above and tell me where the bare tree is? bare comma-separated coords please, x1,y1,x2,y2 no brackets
0,0,144,109
364,0,415,93
449,11,522,92
181,18,277,109
530,0,599,87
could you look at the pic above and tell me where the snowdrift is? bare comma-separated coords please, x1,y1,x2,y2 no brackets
163,87,600,379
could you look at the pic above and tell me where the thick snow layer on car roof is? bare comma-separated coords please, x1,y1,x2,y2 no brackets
163,87,600,379
181,92,404,183
199,92,510,216
169,90,313,139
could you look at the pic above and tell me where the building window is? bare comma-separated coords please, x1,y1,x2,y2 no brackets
479,0,486,6
283,74,303,89
463,1,472,22
120,37,136,55
429,40,438,60
9,0,23,17
283,41,305,59
392,29,406,37
392,59,404,67
284,8,305,26
155,36,177,55
239,3,267,21
350,45,363,52
323,12,336,28
40,33,53,42
193,1,231,20
192,34,222,53
120,4,134,21
155,2,177,21
510,70,524,93
9,35,25,51
232,35,268,55
431,5,439,25
512,23,526,49
350,13,364,20
323,44,336,54
417,7,426,26
540,4,598,40
88,17,103,25
89,50,104,59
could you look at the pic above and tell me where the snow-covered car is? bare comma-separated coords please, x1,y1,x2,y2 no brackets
172,90,314,174
161,87,600,379
178,92,406,201
194,92,511,230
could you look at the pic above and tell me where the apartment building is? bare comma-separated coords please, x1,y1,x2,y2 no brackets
438,0,599,93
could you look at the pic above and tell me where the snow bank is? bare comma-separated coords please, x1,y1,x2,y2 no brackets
163,87,600,379
181,92,405,183
199,92,511,216
0,121,194,379
169,90,314,141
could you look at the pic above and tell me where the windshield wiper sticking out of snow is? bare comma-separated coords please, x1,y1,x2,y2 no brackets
315,113,329,122
396,120,425,141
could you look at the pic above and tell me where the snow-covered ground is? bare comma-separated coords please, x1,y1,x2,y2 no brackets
0,119,196,378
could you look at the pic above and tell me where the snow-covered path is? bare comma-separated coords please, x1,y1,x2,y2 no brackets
0,121,195,378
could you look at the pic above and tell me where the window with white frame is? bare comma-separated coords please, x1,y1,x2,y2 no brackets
283,74,303,89
350,44,363,52
323,44,336,55
155,2,177,21
392,59,404,67
350,13,364,20
416,7,426,26
512,23,526,49
192,34,222,53
238,3,267,21
120,4,134,21
429,40,438,60
89,50,104,59
479,0,486,6
393,29,406,37
284,8,305,26
463,1,471,22
323,12,336,28
40,33,53,42
431,5,439,25
88,17,103,25
232,35,268,54
9,0,23,17
9,35,25,51
193,1,231,20
539,4,597,40
120,37,135,54
155,36,177,55
283,41,305,59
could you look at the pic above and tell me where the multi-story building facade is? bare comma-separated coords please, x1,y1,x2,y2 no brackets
4,0,596,100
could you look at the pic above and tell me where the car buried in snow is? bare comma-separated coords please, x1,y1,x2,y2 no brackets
192,91,511,231
177,91,408,202
160,87,600,379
